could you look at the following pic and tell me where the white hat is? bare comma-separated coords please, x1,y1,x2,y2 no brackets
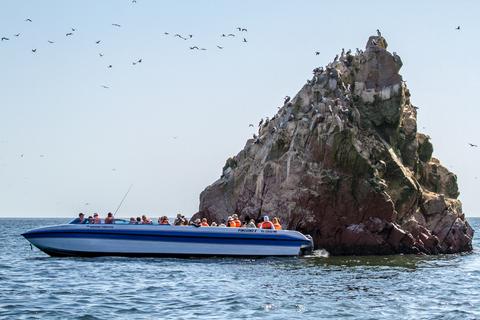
263,216,269,221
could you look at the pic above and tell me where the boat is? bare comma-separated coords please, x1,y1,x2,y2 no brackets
22,220,314,257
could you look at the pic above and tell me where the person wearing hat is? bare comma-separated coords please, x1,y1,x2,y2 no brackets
227,216,236,228
259,216,275,229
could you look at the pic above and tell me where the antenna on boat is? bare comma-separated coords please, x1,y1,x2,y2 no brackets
113,184,133,217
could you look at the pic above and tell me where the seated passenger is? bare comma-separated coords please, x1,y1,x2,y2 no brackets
141,215,152,224
174,214,188,226
272,217,282,230
227,216,236,228
191,218,201,227
232,214,242,227
104,212,114,224
259,216,275,229
71,213,86,224
87,216,94,224
129,217,136,224
219,220,227,227
93,213,101,224
159,216,170,225
136,217,141,224
246,219,257,228
200,218,209,227
211,222,218,227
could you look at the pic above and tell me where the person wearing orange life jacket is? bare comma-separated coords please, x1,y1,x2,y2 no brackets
227,216,236,227
259,216,275,229
272,217,282,230
200,218,209,227
232,214,241,227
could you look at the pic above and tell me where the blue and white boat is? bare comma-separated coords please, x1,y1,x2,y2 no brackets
22,221,314,257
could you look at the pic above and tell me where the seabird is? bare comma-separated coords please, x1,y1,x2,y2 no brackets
189,34,193,38
99,53,104,57
137,58,142,63
71,27,76,32
132,62,137,65
112,23,121,27
258,119,263,127
66,32,73,36
315,51,320,55
248,124,254,127
217,45,223,49
241,28,247,32
96,40,101,44
101,85,110,89
456,26,460,30
14,33,20,37
236,27,241,31
377,29,382,36
107,64,112,68
346,49,351,55
200,48,207,50
25,18,32,22
227,34,235,37
164,32,169,35
468,143,478,147
48,40,54,44
243,38,247,43
333,54,338,62
1,37,9,41
284,96,291,104
189,46,199,50
221,33,226,37
31,49,36,53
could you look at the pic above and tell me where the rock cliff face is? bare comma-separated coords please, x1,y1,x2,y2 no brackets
194,35,474,255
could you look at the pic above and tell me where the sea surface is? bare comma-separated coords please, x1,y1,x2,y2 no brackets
0,218,479,320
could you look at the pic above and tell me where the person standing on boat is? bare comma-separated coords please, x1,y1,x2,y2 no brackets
104,212,114,224
259,216,275,229
71,213,86,224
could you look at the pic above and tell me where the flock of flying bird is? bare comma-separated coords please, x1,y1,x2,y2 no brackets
1,16,249,89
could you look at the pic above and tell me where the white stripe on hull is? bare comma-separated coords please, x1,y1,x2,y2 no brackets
29,237,302,256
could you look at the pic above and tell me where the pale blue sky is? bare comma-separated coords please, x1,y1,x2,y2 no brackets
1,0,479,217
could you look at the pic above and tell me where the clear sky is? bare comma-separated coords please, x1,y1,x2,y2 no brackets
1,0,479,218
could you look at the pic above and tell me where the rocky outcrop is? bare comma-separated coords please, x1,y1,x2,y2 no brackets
193,35,474,255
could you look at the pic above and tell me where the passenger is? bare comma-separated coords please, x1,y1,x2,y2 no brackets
87,216,94,224
192,218,201,227
246,219,257,228
232,214,242,227
71,213,86,224
93,213,101,224
136,217,141,224
259,216,275,229
211,222,218,227
227,216,236,228
104,212,114,224
129,217,136,224
174,213,184,226
159,216,170,225
141,215,152,224
200,218,209,227
272,217,282,230
219,219,227,227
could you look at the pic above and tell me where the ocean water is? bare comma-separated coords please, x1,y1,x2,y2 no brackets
0,218,478,320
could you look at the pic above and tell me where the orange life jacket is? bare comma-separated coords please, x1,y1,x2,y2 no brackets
160,220,169,225
228,220,236,227
201,222,209,227
260,221,274,229
273,223,282,230
234,219,241,227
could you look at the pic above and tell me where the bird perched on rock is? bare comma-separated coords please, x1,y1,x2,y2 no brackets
333,54,338,62
284,96,291,104
468,143,478,147
377,29,382,36
258,119,263,127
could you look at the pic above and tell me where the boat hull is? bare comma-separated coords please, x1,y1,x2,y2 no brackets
22,224,313,257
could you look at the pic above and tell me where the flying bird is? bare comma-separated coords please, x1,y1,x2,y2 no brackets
1,37,9,41
107,64,113,68
31,49,37,53
132,0,137,3
14,33,20,37
315,51,320,55
101,85,110,89
189,46,199,50
112,23,121,27
217,45,223,49
227,33,235,37
47,40,54,44
248,124,254,127
137,58,142,63
200,48,207,50
243,38,247,43
99,53,104,57
164,32,169,35
456,26,461,30
96,40,101,44
25,18,32,22
189,34,193,38
468,143,478,147
66,32,73,36
71,27,76,32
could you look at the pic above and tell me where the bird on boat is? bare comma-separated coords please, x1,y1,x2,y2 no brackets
468,143,478,147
